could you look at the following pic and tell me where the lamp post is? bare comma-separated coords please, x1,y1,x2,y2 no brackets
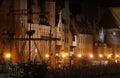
115,54,119,63
107,54,112,64
78,54,82,68
89,54,93,66
5,53,11,61
4,52,11,64
115,54,119,58
99,54,103,58
45,54,49,63
107,54,112,59
62,53,66,69
55,53,59,69
99,54,103,64
89,54,93,59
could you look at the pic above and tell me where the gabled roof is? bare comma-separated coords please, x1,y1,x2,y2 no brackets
76,22,91,34
110,7,120,28
70,15,92,35
70,16,79,35
99,8,119,29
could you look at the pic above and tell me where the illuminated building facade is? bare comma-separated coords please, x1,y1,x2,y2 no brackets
104,28,120,56
1,0,120,68
0,0,73,68
76,34,93,57
0,0,56,64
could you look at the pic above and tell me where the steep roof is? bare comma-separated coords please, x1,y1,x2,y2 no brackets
70,16,79,35
70,15,92,35
76,22,91,34
99,8,118,29
109,7,120,28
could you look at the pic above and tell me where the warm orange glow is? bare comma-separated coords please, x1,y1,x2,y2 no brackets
5,53,11,59
89,54,93,58
45,54,49,58
78,54,82,58
99,54,103,58
107,54,112,59
115,54,119,58
56,53,59,56
115,60,118,63
62,53,66,58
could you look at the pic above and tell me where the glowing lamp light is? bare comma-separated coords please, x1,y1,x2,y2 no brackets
89,54,93,58
115,54,119,58
56,53,59,56
62,53,66,58
78,54,82,58
107,54,112,59
99,54,103,58
115,60,118,63
6,53,11,59
45,54,49,58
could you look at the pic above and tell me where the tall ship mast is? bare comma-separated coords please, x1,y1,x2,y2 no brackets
0,0,58,67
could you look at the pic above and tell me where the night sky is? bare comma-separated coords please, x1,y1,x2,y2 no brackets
55,0,120,28
56,0,100,21
56,0,120,21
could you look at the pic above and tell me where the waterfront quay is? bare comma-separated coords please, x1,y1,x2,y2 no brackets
1,63,120,78
45,63,120,78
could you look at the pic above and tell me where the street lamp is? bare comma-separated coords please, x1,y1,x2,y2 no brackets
107,54,112,59
62,53,66,58
99,54,103,58
56,53,59,57
89,54,93,59
115,54,119,58
5,53,11,59
78,54,82,58
62,53,66,69
45,54,49,58
55,53,59,68
115,54,119,63
45,54,49,63
4,53,11,64
99,54,103,64
77,54,82,68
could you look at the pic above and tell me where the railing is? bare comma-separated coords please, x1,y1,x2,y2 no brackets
8,64,24,78
45,63,120,78
0,64,8,73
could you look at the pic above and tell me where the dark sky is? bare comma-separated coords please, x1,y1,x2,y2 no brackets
56,0,120,21
56,0,120,7
68,0,120,7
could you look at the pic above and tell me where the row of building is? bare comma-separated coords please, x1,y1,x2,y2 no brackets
0,0,120,68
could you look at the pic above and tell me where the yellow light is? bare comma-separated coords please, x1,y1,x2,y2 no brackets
6,53,11,59
107,54,112,58
62,54,66,58
115,54,119,58
115,60,118,63
78,54,82,58
56,53,59,56
89,54,93,58
99,54,103,58
45,54,49,58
